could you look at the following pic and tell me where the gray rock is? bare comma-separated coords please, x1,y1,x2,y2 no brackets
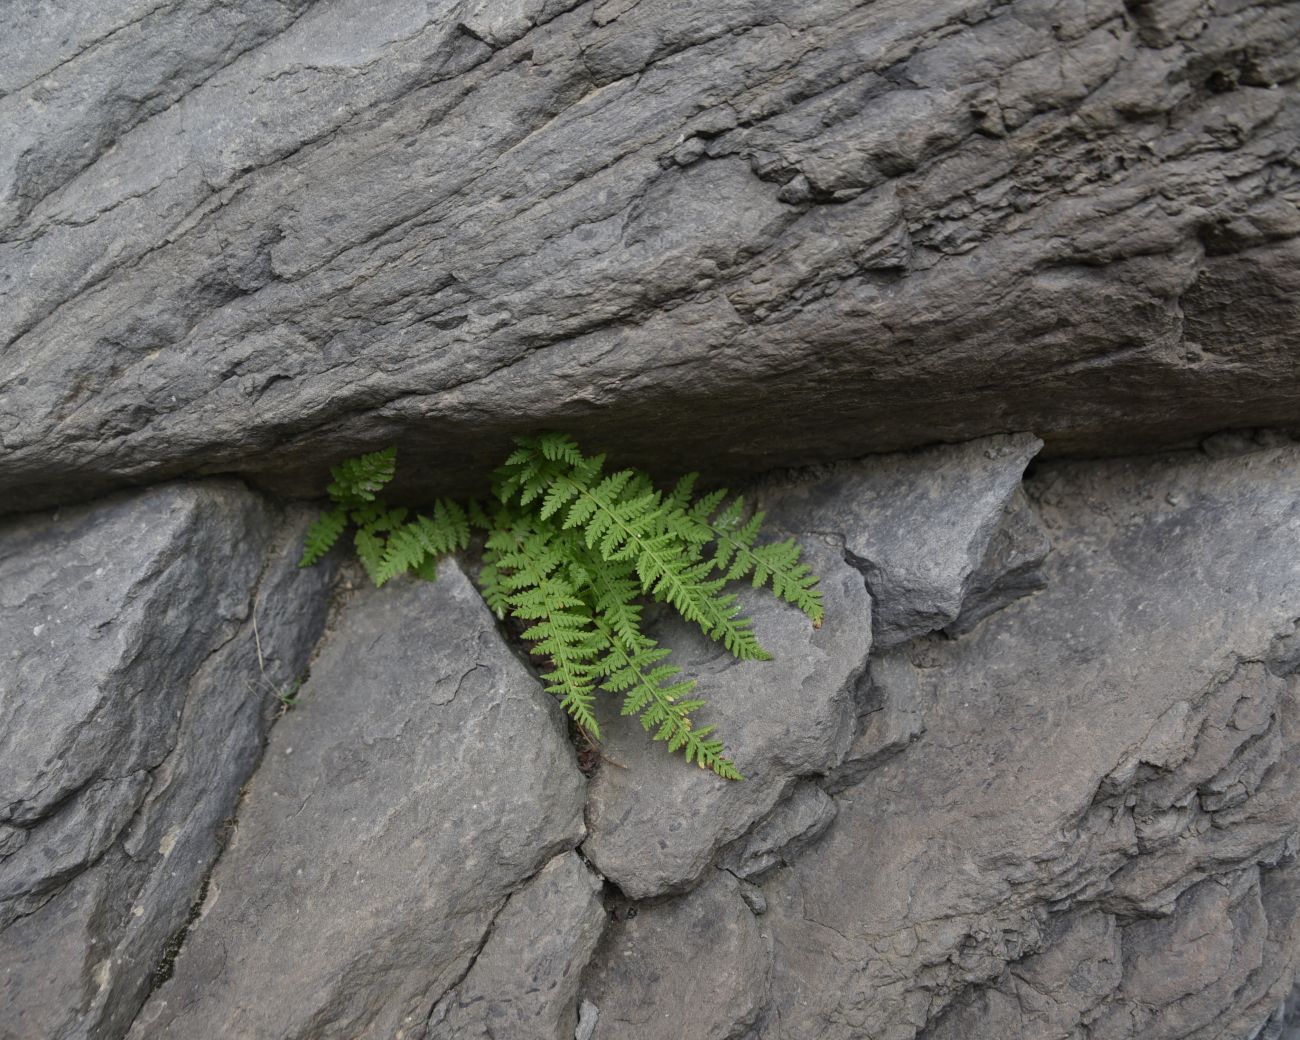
719,782,837,881
944,487,1051,637
0,483,332,1040
582,536,869,899
582,870,772,1040
926,866,1300,1040
759,433,1042,647
574,999,599,1040
825,647,927,794
749,442,1300,1039
128,559,587,1040
1282,982,1300,1040
426,851,606,1040
2,2,1298,512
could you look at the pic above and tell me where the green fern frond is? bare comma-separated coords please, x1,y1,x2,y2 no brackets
354,527,388,586
327,446,397,505
301,433,825,781
493,525,605,737
500,438,770,660
590,619,742,780
697,496,825,625
299,507,348,567
374,500,472,585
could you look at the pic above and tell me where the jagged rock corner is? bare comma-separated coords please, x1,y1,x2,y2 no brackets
2,1,1299,1038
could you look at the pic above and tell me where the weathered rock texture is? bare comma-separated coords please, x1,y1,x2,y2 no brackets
746,440,1300,1039
582,535,869,899
0,482,332,1040
7,433,1300,1039
426,851,606,1040
758,431,1043,647
2,0,1298,511
5,1,1300,1029
582,869,773,1040
128,560,588,1040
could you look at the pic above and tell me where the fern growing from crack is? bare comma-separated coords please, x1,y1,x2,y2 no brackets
300,434,823,779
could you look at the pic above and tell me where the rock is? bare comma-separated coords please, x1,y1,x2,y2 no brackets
758,433,1042,647
748,442,1300,1039
0,483,332,1040
1283,984,1300,1039
582,536,868,899
943,487,1051,637
825,646,927,794
426,851,606,1040
574,999,599,1040
926,867,1300,1040
719,782,837,881
128,559,587,1040
582,870,772,1040
2,2,1298,512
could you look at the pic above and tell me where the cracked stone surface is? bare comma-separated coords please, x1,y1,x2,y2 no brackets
944,486,1051,638
718,781,838,881
924,866,1300,1040
758,432,1043,647
2,0,1297,512
127,559,587,1040
582,536,869,900
743,441,1300,1039
425,850,606,1040
0,482,333,1040
581,869,773,1040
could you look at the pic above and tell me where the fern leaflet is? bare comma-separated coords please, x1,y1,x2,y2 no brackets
697,496,824,625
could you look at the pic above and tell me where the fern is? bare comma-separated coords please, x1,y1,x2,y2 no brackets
484,519,603,736
299,507,347,567
696,496,824,626
301,434,825,779
327,446,397,505
499,435,768,660
374,500,471,586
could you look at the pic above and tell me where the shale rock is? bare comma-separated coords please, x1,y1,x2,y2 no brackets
0,482,331,1040
926,866,1300,1040
718,781,838,882
582,536,869,899
581,869,772,1040
425,851,606,1040
748,442,1300,1039
128,560,587,1040
758,432,1043,647
2,0,1298,511
944,486,1051,637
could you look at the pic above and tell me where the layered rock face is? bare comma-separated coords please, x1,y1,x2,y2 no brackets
0,0,1297,510
0,484,333,1040
4,1,1300,1037
6,433,1300,1039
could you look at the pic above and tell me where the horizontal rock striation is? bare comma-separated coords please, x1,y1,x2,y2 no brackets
1,0,1298,512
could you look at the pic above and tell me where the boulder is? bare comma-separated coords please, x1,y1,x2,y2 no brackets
748,441,1300,1038
757,433,1043,647
2,0,1297,511
128,560,587,1040
0,482,332,1040
944,486,1051,637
